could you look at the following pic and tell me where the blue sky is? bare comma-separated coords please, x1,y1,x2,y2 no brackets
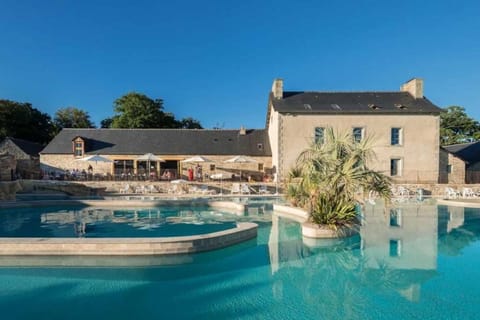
1,0,479,129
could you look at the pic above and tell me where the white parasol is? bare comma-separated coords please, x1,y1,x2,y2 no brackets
136,153,165,177
224,155,257,182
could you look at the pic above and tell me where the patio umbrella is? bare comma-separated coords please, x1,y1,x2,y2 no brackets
181,156,212,181
75,154,113,164
136,153,165,177
181,156,212,164
224,155,257,182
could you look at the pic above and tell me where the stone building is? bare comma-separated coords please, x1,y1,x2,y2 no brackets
41,77,444,183
266,78,443,183
40,128,272,181
440,141,480,183
0,137,43,179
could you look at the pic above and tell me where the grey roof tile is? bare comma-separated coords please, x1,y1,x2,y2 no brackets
272,91,442,114
7,137,44,156
443,141,480,164
41,129,271,156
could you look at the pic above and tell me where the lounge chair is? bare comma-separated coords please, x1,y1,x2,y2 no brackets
231,183,241,194
200,185,216,195
119,184,131,194
147,185,158,193
135,185,147,194
258,185,270,194
241,183,251,194
397,186,410,197
462,187,476,198
445,187,460,199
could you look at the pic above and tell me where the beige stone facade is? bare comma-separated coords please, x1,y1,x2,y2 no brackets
40,153,272,181
439,149,466,184
267,78,442,183
269,113,440,183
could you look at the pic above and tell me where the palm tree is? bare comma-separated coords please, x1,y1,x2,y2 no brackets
287,128,391,230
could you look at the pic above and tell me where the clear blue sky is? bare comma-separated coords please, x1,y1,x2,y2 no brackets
1,0,479,129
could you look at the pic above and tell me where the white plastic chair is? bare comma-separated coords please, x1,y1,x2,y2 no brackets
462,187,476,198
231,183,241,194
445,187,459,199
119,184,130,194
241,183,251,194
259,185,270,194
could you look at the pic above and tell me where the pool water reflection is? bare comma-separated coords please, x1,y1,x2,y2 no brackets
0,201,480,319
0,206,241,238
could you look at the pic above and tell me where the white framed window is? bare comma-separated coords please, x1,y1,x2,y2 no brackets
391,128,403,145
352,127,364,143
390,158,402,176
72,138,84,157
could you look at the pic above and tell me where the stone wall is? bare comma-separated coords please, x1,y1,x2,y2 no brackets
40,154,273,181
0,154,15,181
275,113,440,183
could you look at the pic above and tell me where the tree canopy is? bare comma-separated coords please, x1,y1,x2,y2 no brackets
104,92,203,129
440,106,480,145
0,99,55,145
53,107,95,131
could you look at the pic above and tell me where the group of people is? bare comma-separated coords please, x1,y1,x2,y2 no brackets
64,165,93,180
187,165,203,181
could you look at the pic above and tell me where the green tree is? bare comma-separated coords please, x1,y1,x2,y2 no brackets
287,128,391,229
180,117,203,129
440,106,480,145
53,107,95,131
108,92,202,129
100,117,114,128
0,99,55,144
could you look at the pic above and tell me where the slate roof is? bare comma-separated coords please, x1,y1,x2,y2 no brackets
443,141,480,164
41,129,272,156
271,91,442,114
7,137,44,157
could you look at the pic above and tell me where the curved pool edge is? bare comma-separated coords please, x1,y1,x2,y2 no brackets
437,198,480,208
0,222,258,256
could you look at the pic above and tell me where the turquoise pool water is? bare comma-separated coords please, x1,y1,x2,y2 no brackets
0,205,240,238
0,202,480,319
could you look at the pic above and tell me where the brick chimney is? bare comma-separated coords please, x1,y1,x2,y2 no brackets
401,78,424,99
271,78,283,99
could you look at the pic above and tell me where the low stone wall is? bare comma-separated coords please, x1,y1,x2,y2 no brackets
0,222,257,256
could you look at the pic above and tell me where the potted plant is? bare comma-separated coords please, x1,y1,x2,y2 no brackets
287,128,391,238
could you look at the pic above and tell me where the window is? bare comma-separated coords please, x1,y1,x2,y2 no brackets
389,208,402,227
390,158,401,176
353,127,364,143
72,138,84,157
258,163,264,171
210,164,215,171
257,143,263,150
447,164,452,174
391,128,402,145
314,127,325,144
389,239,402,257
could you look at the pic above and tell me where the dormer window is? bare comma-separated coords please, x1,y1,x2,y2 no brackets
395,104,408,110
72,137,85,157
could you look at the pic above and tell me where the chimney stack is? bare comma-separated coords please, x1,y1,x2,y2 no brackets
239,126,246,135
401,78,424,99
271,78,283,99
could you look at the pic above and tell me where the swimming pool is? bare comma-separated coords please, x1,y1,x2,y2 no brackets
0,201,479,319
0,205,239,238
